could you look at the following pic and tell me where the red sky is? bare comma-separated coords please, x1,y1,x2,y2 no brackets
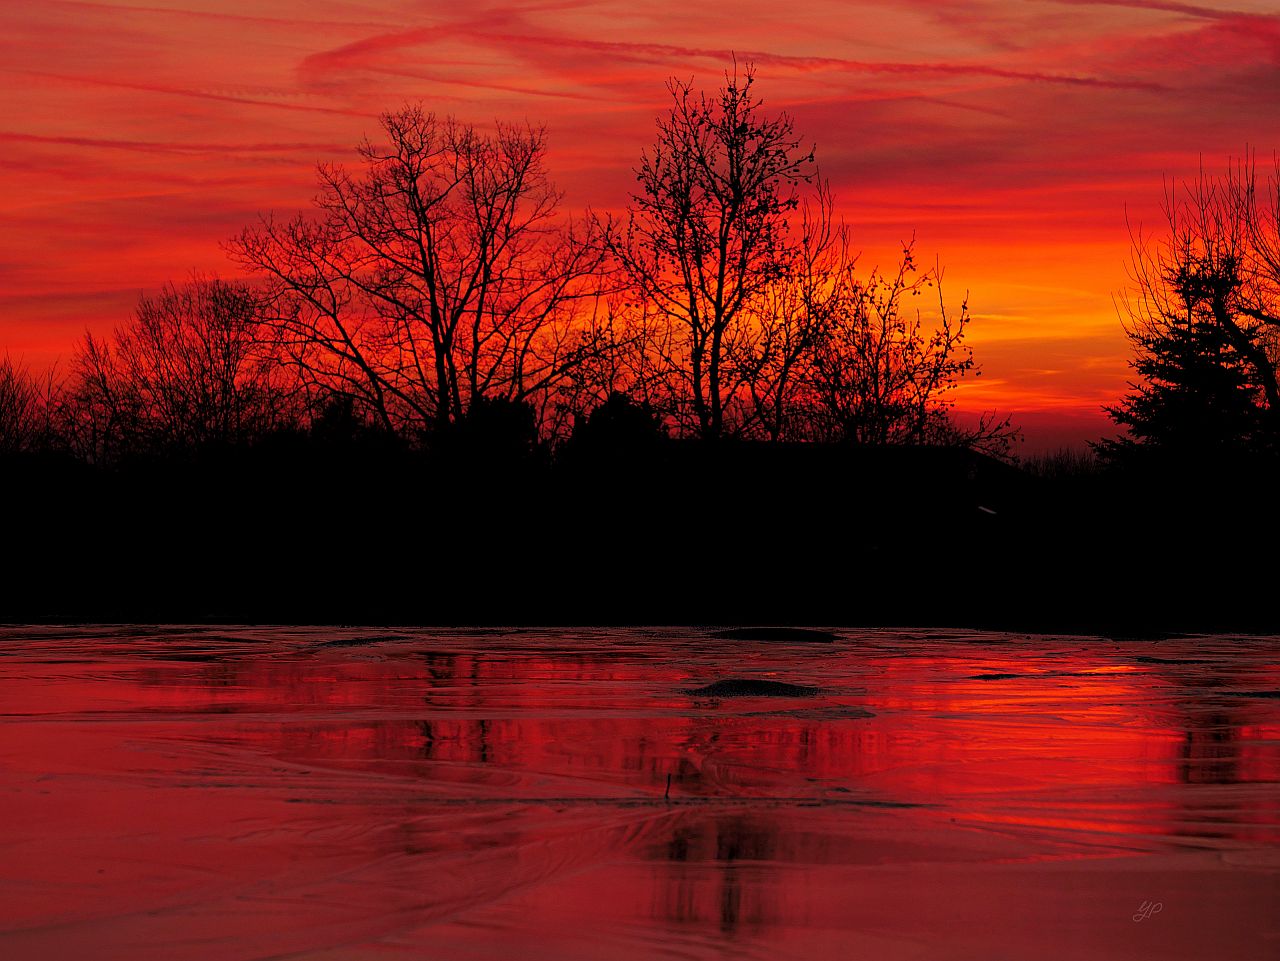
2,0,1277,450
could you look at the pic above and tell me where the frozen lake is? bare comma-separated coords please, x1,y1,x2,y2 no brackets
1,626,1278,960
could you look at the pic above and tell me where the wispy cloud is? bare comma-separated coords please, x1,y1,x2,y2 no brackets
46,0,396,31
476,32,1169,90
0,130,347,155
16,70,369,117
1042,0,1256,21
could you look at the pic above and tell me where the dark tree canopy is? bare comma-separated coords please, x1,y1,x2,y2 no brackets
562,391,668,461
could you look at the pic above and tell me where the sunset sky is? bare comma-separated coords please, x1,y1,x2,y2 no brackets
2,0,1277,449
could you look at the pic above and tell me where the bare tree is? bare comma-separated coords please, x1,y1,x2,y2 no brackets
65,276,291,460
735,182,847,442
230,106,608,440
802,238,1011,451
609,65,815,440
608,68,1006,451
0,355,56,455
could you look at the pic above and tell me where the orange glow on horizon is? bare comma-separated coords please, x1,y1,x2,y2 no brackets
3,1,1277,450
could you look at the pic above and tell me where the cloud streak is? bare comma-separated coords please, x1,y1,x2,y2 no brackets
0,130,346,156
1043,0,1257,20
300,22,1165,92
18,70,369,117
477,33,1170,90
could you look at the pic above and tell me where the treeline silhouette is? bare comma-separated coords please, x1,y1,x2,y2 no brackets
2,74,1278,629
4,69,1011,463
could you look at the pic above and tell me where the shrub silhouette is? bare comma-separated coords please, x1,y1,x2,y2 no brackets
563,392,667,463
438,395,542,467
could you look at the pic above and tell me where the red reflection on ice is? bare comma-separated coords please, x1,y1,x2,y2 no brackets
0,628,1277,960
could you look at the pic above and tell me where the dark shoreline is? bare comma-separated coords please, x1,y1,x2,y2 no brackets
4,594,1274,638
7,443,1277,635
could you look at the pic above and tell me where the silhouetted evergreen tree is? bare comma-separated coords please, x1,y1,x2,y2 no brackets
1098,316,1269,465
1100,155,1280,470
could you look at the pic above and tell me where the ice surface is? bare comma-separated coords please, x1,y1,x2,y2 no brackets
1,626,1277,959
